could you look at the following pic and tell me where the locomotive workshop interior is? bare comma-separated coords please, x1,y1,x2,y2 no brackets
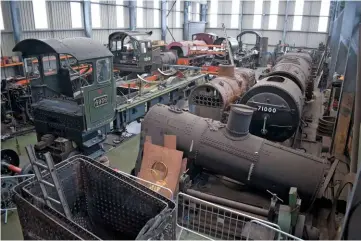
1,0,361,240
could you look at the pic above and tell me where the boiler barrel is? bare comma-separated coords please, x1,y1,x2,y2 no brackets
189,67,256,120
269,54,311,93
159,51,177,65
140,104,328,208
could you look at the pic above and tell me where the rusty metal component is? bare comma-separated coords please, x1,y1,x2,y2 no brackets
167,40,208,57
317,116,336,137
235,67,257,90
269,54,312,93
140,104,328,208
218,64,235,78
189,67,256,121
277,52,313,64
192,33,218,45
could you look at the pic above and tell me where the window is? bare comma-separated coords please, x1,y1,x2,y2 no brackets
209,0,218,28
116,0,124,28
194,3,200,22
154,0,160,28
268,0,279,29
231,0,240,28
0,2,4,30
137,0,143,28
140,42,147,53
253,0,263,29
32,0,48,29
175,0,181,27
96,58,111,83
24,57,40,78
91,0,101,28
42,55,58,76
318,0,330,32
292,0,304,31
70,2,82,28
188,3,192,21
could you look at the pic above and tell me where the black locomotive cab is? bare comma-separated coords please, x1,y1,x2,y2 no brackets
12,38,116,162
109,31,153,73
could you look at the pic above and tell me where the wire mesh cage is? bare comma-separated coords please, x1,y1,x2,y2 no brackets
176,192,302,240
1,174,34,224
13,155,176,240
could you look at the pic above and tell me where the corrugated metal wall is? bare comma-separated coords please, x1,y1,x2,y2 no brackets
1,0,330,56
92,1,128,44
206,0,330,51
0,0,167,55
166,1,184,43
1,0,87,56
1,1,14,56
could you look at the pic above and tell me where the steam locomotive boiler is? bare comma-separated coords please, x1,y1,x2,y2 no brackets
189,65,256,121
240,52,313,142
136,104,328,208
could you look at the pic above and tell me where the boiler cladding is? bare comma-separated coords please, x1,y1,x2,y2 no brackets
189,65,256,121
138,104,328,208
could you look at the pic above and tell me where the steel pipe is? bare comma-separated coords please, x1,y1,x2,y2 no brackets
186,189,269,217
83,0,92,38
10,0,22,43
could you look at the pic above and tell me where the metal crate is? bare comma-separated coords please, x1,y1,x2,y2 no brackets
176,192,302,240
13,155,176,240
1,174,34,224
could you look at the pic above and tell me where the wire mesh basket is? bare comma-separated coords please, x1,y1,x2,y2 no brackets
176,192,302,240
1,174,34,224
13,155,176,240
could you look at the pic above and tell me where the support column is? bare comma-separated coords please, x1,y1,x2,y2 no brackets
239,0,244,32
161,0,167,41
183,1,190,40
129,0,136,31
83,0,92,38
200,4,207,22
282,0,290,44
9,0,22,44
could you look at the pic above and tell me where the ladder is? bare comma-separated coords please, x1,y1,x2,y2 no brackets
25,145,72,219
221,23,235,66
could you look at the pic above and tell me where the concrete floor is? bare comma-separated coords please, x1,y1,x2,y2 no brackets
1,132,140,240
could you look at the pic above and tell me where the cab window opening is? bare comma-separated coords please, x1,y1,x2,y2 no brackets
96,58,111,83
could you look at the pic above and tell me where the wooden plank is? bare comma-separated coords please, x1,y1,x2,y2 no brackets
138,142,183,198
333,92,354,160
164,135,176,150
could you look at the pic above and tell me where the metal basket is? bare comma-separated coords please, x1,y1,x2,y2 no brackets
176,192,302,240
1,174,34,224
13,155,176,240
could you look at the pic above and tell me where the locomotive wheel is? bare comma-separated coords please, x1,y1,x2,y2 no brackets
1,149,20,176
